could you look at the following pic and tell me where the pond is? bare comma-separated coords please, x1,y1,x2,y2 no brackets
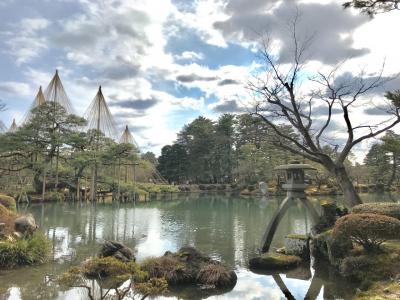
0,193,396,300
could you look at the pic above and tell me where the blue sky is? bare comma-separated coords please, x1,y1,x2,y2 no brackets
0,0,400,157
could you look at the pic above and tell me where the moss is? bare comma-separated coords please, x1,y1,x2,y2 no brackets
355,282,400,299
141,256,190,284
339,252,400,282
286,234,308,240
352,202,400,220
0,231,51,268
249,253,301,270
0,194,16,212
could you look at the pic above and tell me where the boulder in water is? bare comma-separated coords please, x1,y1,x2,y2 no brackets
98,240,135,262
14,214,37,235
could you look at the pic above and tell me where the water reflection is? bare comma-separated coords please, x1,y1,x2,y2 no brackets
1,193,390,299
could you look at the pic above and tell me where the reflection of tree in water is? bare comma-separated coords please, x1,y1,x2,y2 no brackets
8,196,358,299
144,194,313,267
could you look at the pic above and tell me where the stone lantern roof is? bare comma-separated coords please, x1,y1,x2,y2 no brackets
274,161,316,171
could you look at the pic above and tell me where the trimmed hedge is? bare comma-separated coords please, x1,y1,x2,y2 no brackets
352,202,400,220
333,213,400,252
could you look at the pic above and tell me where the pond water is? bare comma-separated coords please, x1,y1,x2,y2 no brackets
0,193,396,300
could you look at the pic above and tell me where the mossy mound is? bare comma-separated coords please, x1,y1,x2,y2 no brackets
352,202,400,220
0,194,16,212
141,247,237,289
249,253,301,270
60,256,168,296
355,281,400,299
0,231,51,268
0,203,17,238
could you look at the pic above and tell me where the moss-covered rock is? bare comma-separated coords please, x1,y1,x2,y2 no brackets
0,203,17,239
141,247,237,288
285,234,310,260
352,202,400,220
249,253,301,270
0,194,16,212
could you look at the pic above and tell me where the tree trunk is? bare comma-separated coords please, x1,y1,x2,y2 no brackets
334,166,362,207
387,153,397,188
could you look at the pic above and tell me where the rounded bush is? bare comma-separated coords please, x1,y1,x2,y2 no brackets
332,213,400,252
352,202,400,220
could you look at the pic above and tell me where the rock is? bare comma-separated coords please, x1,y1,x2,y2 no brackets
14,214,37,235
249,253,301,270
98,240,135,262
275,247,286,254
286,265,312,281
285,234,310,260
141,246,237,290
12,231,23,239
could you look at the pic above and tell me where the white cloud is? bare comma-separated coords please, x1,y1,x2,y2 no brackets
0,81,31,96
2,18,50,65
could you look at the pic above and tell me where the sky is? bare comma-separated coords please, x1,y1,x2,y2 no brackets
0,0,400,159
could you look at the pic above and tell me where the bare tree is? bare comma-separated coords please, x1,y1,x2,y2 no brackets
249,18,400,207
343,0,400,16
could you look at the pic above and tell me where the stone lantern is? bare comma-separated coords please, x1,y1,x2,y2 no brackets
260,161,320,253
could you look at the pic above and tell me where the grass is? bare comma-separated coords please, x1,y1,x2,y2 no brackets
0,203,17,237
249,253,301,269
141,256,189,284
355,282,400,299
0,231,51,267
196,262,237,288
0,194,16,212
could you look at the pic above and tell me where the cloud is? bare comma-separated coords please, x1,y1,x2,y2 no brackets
176,74,218,83
213,0,370,64
175,51,204,61
210,99,243,113
0,82,31,96
364,106,394,115
218,78,239,86
3,17,50,65
111,98,160,110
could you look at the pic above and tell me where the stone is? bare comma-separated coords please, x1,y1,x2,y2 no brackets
285,265,312,281
12,231,22,239
98,240,135,262
249,253,301,270
285,234,310,260
14,213,37,235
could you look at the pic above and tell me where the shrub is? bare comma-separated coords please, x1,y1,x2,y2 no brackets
141,256,190,284
198,185,206,191
82,256,145,282
352,202,400,220
0,194,16,212
332,213,400,252
0,231,51,267
196,262,237,288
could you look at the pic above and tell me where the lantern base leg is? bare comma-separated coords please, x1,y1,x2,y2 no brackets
260,195,292,253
